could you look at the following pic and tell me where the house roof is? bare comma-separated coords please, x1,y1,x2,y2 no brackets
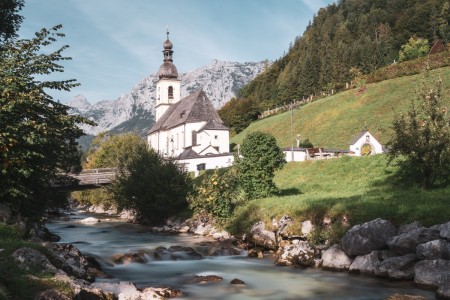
349,130,370,145
148,90,228,134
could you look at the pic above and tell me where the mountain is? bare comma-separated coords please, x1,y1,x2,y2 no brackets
67,60,267,137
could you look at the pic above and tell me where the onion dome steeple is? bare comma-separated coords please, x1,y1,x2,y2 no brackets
158,29,178,79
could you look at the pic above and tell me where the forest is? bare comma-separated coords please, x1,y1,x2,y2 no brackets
219,0,450,133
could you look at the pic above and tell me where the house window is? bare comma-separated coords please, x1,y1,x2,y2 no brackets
192,130,197,146
168,86,174,99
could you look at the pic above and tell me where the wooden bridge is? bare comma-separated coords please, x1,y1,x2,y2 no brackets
53,168,118,191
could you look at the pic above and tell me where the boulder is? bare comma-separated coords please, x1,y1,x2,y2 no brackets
275,240,316,267
416,239,450,260
414,259,450,288
230,278,246,285
145,287,183,298
48,243,93,281
398,221,424,235
388,228,440,255
90,281,138,297
0,204,12,223
349,250,394,275
249,221,276,249
12,247,57,274
248,248,264,258
78,217,100,224
374,253,417,280
194,223,212,236
341,218,397,256
301,220,314,236
437,274,450,299
384,294,428,300
321,244,353,271
112,253,146,265
431,221,450,241
188,275,223,284
277,215,293,237
74,287,114,300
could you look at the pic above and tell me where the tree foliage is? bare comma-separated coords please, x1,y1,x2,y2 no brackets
0,0,24,44
234,131,286,199
110,147,192,224
387,76,450,189
0,25,90,220
399,37,430,62
84,132,147,169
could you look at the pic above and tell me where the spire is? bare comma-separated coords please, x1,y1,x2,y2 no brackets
158,28,178,79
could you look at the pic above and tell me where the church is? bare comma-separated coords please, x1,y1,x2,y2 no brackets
147,32,234,173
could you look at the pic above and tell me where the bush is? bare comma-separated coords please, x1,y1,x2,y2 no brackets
110,147,192,224
234,131,286,199
188,168,242,222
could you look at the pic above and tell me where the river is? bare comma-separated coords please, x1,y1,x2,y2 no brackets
46,211,435,300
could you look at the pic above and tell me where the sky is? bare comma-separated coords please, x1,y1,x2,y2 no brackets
18,0,335,104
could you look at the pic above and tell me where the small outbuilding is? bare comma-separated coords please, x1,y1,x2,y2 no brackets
349,130,384,156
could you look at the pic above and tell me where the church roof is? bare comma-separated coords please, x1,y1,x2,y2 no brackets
176,147,201,159
198,119,229,131
148,90,228,134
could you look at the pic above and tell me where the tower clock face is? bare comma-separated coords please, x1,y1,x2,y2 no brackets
361,143,372,156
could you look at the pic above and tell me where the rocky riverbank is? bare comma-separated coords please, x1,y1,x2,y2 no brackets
75,203,450,299
5,200,446,299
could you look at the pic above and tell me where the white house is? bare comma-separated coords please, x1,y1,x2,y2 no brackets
147,31,233,173
349,130,384,156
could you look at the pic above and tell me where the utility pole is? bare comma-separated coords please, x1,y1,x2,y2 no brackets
291,103,294,162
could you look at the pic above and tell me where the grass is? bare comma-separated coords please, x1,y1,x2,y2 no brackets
231,67,450,149
226,155,450,236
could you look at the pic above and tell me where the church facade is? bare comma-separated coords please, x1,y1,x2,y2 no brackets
147,32,233,173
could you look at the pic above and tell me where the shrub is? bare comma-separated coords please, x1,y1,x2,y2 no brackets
188,168,242,222
110,147,192,224
234,131,286,199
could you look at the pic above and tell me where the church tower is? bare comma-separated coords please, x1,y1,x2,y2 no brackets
155,30,181,122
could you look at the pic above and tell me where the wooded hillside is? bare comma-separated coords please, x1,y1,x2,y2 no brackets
219,0,450,133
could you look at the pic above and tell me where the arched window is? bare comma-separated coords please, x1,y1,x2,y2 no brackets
168,86,174,99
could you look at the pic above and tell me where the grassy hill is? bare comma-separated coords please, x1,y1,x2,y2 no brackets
227,154,450,236
231,67,450,150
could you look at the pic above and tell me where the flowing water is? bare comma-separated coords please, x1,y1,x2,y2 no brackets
46,212,435,300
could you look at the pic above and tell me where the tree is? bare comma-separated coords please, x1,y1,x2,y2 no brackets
0,25,91,220
84,132,147,169
235,131,286,199
0,0,24,44
72,133,148,209
387,76,450,189
110,147,192,224
398,37,430,62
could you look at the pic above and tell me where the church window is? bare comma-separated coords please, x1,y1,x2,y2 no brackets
168,86,174,99
366,135,370,142
192,130,197,146
176,133,179,149
214,135,218,139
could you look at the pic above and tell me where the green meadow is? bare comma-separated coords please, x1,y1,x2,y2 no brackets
227,155,450,236
231,67,450,150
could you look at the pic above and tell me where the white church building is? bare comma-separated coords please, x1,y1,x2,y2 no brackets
147,32,234,173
